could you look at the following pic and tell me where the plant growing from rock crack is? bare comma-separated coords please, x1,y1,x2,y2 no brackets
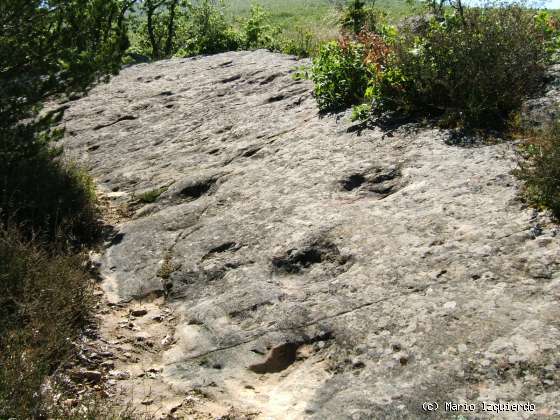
311,39,374,111
137,187,168,204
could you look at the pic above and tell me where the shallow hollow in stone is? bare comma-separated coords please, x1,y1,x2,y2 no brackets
271,239,351,275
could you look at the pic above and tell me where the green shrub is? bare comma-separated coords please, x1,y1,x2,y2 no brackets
351,103,372,121
340,0,387,34
127,0,191,60
371,5,552,127
312,3,556,128
243,3,278,49
517,124,560,219
311,40,374,111
1,0,128,244
176,0,241,56
535,10,560,62
0,228,93,418
0,138,100,245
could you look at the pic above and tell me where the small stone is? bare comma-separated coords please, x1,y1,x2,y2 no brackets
458,344,468,353
131,308,148,317
141,398,154,405
443,301,457,310
101,360,115,369
161,334,174,346
70,369,102,384
170,402,183,413
109,370,130,380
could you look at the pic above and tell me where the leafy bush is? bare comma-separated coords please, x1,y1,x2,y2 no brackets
243,3,278,49
176,0,241,56
311,39,374,111
535,10,560,62
0,228,93,418
0,133,100,245
517,124,560,219
0,0,129,120
371,5,551,127
351,103,372,121
128,0,338,59
1,0,128,243
312,2,556,128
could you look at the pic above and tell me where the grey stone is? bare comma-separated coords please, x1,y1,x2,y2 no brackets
70,369,102,384
521,64,560,130
61,50,560,419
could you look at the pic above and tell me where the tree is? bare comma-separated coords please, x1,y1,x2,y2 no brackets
0,2,134,416
0,0,134,240
165,0,180,56
142,0,182,59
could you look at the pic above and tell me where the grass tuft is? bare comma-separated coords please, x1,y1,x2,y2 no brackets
136,187,167,204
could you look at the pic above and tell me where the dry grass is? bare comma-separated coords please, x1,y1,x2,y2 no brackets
0,227,94,418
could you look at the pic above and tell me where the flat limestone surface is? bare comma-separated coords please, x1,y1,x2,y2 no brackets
62,50,560,419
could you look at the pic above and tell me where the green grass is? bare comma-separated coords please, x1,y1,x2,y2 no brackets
225,0,414,27
136,187,167,204
227,0,336,28
223,0,415,56
127,0,418,59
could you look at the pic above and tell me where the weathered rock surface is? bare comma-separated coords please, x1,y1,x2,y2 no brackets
522,63,560,129
62,50,560,419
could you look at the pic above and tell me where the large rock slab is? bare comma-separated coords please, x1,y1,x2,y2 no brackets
62,50,560,419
